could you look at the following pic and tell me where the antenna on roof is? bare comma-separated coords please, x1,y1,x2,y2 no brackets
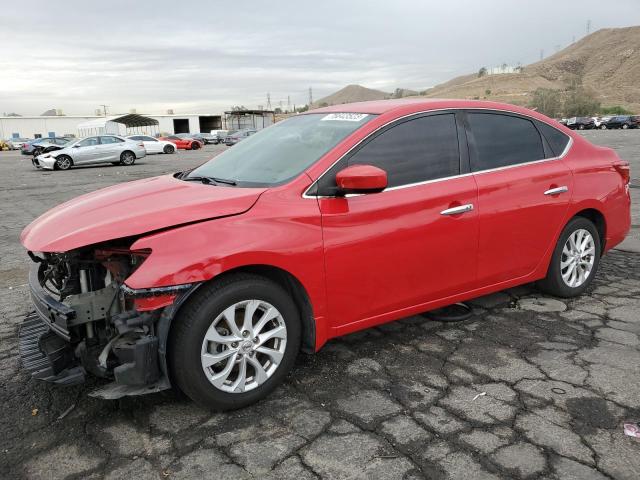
586,19,591,35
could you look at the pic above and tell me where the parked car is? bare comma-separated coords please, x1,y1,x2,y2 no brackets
190,133,217,145
224,128,257,146
175,133,205,147
566,117,595,130
6,137,32,150
32,135,146,170
19,100,630,410
127,135,177,154
602,115,640,129
210,129,230,144
158,135,202,150
25,137,73,156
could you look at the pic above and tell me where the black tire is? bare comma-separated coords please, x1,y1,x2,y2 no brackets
578,124,585,130
120,150,136,166
54,155,72,170
622,124,629,129
163,144,175,154
169,273,301,410
600,124,607,130
537,217,601,298
190,142,200,150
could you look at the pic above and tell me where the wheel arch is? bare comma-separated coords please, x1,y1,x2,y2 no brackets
572,207,606,254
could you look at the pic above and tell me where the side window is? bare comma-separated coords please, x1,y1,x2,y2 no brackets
347,114,460,188
535,121,570,157
467,113,544,171
143,136,157,142
100,136,123,144
78,137,99,147
129,136,141,141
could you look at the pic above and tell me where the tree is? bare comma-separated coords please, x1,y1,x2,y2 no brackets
274,107,283,114
231,105,248,111
485,89,492,96
478,67,487,78
600,105,631,115
564,88,600,117
529,88,562,118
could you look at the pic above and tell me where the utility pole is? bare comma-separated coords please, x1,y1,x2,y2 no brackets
586,19,591,35
266,93,272,110
99,104,109,117
308,87,313,106
540,49,544,61
287,95,291,113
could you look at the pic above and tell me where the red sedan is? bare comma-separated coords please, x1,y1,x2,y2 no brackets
159,135,202,150
20,99,630,410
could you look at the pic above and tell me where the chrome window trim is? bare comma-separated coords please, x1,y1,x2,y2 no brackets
302,107,573,199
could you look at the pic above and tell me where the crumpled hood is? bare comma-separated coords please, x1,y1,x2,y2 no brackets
21,175,266,252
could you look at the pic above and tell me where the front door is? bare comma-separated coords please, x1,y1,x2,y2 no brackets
318,112,479,332
465,111,573,286
72,137,100,164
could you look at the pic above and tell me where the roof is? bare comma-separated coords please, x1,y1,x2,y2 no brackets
224,110,275,115
77,114,159,130
307,98,542,116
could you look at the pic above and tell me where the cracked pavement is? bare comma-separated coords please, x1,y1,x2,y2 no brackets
1,130,639,479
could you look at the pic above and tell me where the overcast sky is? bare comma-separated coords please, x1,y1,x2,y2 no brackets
1,0,639,116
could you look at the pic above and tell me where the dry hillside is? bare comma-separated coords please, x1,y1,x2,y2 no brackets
421,26,640,112
313,84,390,107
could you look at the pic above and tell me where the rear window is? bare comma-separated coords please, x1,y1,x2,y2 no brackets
467,112,544,171
535,121,571,157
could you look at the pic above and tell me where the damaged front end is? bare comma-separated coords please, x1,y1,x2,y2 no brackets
20,244,195,399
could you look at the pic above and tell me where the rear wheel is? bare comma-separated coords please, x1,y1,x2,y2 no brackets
600,124,607,130
578,124,585,130
169,274,301,410
54,155,72,170
622,124,629,129
120,151,136,166
163,144,175,154
190,142,200,150
537,217,600,297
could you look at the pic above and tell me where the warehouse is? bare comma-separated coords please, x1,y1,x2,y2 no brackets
0,111,252,139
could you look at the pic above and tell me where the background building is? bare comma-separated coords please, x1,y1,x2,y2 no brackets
0,110,275,139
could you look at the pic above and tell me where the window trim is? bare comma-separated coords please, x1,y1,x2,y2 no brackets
303,107,572,199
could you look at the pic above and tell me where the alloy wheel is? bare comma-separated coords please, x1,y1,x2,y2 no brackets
56,156,71,170
200,300,287,393
560,229,595,288
122,152,135,165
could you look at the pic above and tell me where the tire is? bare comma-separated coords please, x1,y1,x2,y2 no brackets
622,124,629,129
169,273,301,410
537,217,601,298
190,142,200,150
163,144,175,154
54,155,72,171
578,124,585,130
120,150,136,166
600,124,607,130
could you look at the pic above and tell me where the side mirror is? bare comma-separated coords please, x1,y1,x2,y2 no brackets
72,145,80,148
335,164,387,194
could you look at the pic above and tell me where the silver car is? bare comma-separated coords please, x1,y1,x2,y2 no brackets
33,135,146,171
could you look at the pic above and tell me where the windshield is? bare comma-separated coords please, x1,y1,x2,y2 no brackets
187,113,375,186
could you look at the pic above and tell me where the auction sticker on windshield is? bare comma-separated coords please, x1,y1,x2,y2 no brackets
321,113,369,122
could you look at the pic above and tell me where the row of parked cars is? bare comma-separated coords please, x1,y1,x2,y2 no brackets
560,115,640,130
23,127,260,171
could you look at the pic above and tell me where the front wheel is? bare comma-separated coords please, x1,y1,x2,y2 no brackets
537,217,601,298
163,144,175,154
169,274,301,410
600,124,607,130
120,151,136,166
54,155,72,170
622,124,629,129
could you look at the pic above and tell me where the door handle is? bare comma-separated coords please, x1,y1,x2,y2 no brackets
440,204,474,216
544,186,569,196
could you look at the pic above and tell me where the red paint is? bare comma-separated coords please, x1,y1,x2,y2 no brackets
21,99,631,352
335,164,387,192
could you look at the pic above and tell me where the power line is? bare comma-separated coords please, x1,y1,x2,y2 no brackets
266,93,272,110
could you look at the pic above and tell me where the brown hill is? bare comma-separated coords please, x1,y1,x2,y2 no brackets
313,84,391,107
420,26,640,112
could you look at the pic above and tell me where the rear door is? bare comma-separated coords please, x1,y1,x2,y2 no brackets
319,112,479,330
464,111,573,286
98,136,125,162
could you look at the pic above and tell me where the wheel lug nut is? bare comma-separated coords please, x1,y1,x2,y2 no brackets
242,330,249,337
249,351,254,357
231,342,238,348
253,337,259,343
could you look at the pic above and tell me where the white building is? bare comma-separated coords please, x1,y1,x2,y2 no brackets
487,64,522,75
0,112,249,139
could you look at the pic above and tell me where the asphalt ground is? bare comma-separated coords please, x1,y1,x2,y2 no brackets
0,131,639,479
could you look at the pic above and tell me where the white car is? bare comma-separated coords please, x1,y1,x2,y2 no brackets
33,135,146,171
7,137,32,150
127,135,176,154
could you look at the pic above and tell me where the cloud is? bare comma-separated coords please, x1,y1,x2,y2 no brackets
1,0,639,115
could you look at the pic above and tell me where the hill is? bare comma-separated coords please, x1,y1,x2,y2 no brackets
313,84,391,107
420,26,640,112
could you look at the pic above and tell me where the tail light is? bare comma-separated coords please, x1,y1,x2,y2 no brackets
138,142,144,148
614,163,630,185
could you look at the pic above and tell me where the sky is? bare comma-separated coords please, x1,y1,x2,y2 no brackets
1,0,640,116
